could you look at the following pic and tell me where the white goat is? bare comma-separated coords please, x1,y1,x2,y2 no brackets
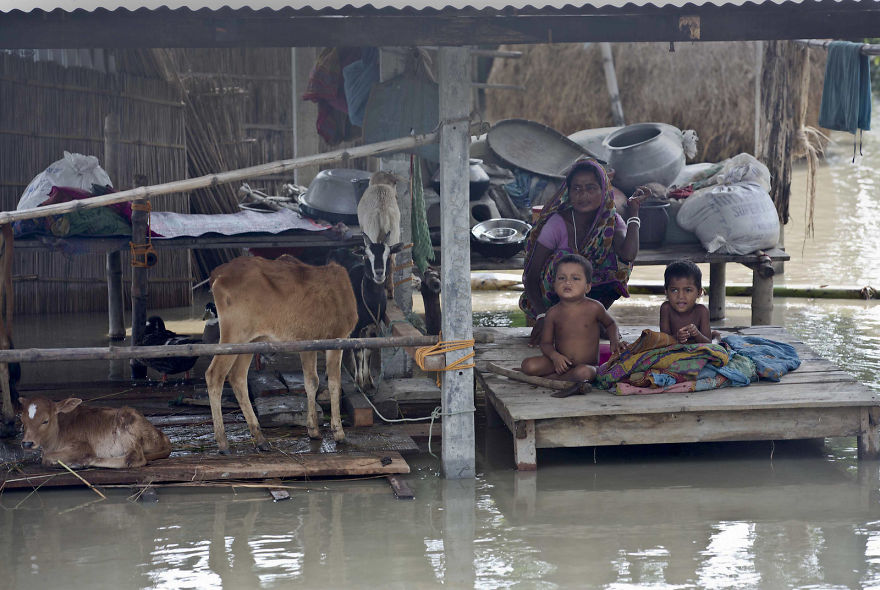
357,171,402,288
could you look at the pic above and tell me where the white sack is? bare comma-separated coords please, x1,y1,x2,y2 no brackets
17,151,112,211
676,182,779,255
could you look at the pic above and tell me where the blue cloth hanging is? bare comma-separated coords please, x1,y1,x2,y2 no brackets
343,47,379,128
818,41,872,134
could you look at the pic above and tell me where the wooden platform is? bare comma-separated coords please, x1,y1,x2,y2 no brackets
0,420,412,491
476,325,880,470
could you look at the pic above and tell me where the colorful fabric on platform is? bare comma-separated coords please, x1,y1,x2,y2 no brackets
596,329,729,390
518,158,632,320
721,335,800,381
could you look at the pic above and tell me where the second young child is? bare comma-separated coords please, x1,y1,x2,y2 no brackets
521,253,624,382
660,260,717,344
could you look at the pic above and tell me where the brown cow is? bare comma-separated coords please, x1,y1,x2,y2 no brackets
205,255,358,453
19,397,172,469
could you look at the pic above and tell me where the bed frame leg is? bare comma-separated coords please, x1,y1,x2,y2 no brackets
513,419,537,470
858,407,880,459
709,262,726,321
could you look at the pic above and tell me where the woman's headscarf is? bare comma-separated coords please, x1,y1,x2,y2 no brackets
519,158,633,319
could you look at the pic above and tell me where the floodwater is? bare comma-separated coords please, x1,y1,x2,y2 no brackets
2,128,880,589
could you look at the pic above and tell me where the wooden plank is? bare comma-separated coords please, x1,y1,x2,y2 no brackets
342,390,374,427
254,394,320,427
2,7,879,49
487,379,878,420
532,407,863,448
387,475,415,499
476,368,517,436
266,478,290,502
248,372,288,397
0,451,410,490
374,377,441,403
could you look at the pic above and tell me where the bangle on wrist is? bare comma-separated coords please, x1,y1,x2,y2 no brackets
535,313,546,320
626,216,641,227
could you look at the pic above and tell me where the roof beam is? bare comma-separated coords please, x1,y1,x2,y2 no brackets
1,5,879,48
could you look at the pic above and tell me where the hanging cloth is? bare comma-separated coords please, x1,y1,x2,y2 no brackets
818,41,871,157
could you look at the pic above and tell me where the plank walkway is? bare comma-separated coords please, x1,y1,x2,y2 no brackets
476,325,880,470
0,420,412,491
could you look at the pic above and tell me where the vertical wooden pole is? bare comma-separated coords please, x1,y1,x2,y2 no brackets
292,47,320,188
103,114,125,341
751,268,773,326
599,43,625,127
439,46,475,480
708,262,726,321
129,180,149,379
379,48,414,379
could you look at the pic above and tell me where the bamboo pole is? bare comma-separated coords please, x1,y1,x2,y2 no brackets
0,333,494,364
0,131,440,225
794,39,880,56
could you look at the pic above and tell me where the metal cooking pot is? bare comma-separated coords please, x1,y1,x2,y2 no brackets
470,218,531,259
298,168,372,225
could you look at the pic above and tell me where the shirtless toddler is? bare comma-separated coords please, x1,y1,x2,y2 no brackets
660,260,719,344
521,253,625,383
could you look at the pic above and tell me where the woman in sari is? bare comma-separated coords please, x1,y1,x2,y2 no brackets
519,158,648,345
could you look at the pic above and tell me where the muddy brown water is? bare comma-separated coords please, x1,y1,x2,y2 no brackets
2,128,880,588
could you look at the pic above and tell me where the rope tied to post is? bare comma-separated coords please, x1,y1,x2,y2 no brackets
414,332,475,386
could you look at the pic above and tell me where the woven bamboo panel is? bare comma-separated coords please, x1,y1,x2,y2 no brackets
0,51,190,314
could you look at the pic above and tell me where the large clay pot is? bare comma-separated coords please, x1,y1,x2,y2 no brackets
602,123,685,195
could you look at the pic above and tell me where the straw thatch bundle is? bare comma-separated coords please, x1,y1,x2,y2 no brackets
485,42,826,163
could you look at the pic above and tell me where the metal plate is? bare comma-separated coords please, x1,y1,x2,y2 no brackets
487,119,594,179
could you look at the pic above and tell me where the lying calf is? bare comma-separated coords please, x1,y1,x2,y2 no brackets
19,397,172,469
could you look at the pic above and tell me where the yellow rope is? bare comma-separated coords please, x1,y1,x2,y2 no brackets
414,333,475,386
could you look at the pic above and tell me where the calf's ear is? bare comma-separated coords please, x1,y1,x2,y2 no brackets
17,397,28,414
56,398,83,414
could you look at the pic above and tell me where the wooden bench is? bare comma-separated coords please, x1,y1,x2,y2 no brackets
471,244,790,325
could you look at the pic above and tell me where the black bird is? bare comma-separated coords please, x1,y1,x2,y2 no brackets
137,315,200,382
202,302,220,345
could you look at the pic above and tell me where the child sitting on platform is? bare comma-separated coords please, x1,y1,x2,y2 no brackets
521,253,624,384
660,260,719,344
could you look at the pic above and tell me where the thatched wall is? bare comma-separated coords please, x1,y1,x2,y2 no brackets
485,42,826,163
0,52,190,315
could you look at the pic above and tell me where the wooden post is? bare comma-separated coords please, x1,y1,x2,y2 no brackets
751,267,773,325
380,48,414,379
708,262,726,321
599,42,625,127
292,47,320,188
103,114,125,341
129,177,149,379
438,46,475,480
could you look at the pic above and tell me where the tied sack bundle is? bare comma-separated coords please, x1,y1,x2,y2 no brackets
676,154,779,255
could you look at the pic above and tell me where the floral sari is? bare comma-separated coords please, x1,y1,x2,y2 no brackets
518,158,633,321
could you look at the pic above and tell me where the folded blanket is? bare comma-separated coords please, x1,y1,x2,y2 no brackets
721,335,800,381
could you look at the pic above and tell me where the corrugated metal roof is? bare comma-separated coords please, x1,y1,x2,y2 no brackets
0,0,833,12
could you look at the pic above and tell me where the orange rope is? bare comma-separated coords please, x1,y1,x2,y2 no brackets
414,333,475,386
129,201,157,268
